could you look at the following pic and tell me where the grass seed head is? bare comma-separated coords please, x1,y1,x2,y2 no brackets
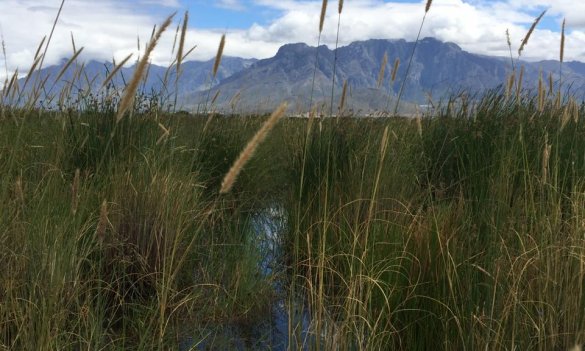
518,10,546,57
220,102,288,194
117,13,175,122
319,0,328,33
212,34,226,78
425,0,433,13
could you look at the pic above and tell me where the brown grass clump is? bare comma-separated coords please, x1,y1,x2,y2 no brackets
212,34,226,79
220,102,288,194
518,10,546,57
116,13,175,122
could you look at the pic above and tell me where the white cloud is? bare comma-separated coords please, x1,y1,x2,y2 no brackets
0,0,584,85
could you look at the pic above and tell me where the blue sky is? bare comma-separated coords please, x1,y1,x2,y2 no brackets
0,0,583,83
178,0,563,31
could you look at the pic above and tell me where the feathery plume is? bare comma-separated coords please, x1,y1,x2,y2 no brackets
338,0,344,14
425,0,433,13
319,0,328,33
391,58,400,83
177,11,189,78
505,72,515,101
220,102,288,194
377,52,388,88
54,47,84,84
212,34,226,78
518,10,546,57
101,53,133,89
117,13,175,122
516,65,524,101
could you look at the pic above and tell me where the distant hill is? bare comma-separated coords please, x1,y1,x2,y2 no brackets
15,37,585,114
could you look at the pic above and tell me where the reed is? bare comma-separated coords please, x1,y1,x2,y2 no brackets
506,28,515,70
393,0,433,115
518,10,546,57
177,12,189,78
329,0,344,117
212,34,226,79
377,52,388,89
309,0,328,112
117,13,175,121
100,53,133,89
220,102,287,194
560,18,566,91
391,58,400,83
319,0,328,33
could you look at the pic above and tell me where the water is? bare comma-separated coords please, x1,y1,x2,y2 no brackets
180,206,315,351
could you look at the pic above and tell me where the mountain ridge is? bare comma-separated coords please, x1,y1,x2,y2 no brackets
14,37,585,114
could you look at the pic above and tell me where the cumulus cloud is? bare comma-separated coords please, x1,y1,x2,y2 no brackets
1,0,584,85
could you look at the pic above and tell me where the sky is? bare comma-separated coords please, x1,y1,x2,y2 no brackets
0,0,584,83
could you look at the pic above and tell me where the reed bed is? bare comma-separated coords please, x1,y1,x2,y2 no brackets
1,3,584,351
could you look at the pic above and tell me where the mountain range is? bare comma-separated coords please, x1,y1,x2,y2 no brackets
14,37,585,114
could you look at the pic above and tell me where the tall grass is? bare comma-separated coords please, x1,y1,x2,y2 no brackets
2,3,585,351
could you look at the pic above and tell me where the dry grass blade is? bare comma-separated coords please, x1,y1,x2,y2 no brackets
338,0,344,14
425,0,433,13
319,0,328,33
33,36,46,61
117,13,176,122
101,53,133,89
54,47,84,83
1,30,7,77
70,32,76,53
538,69,545,112
176,11,189,80
212,34,226,78
518,10,546,57
23,56,42,90
181,44,197,62
211,89,221,106
377,52,388,88
516,65,524,101
220,102,288,194
4,69,18,98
